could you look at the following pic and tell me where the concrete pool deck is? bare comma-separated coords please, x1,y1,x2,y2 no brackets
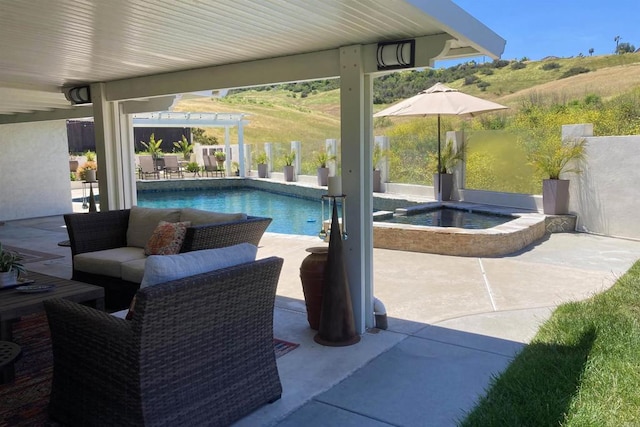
4,201,640,425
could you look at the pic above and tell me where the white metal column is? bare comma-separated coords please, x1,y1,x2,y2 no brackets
91,83,137,210
340,45,374,333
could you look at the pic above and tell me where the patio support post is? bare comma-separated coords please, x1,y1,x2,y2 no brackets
340,45,375,333
224,126,231,176
238,121,246,177
90,83,137,210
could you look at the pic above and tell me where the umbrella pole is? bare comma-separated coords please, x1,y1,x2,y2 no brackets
437,114,442,202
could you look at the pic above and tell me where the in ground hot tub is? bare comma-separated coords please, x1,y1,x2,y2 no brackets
372,202,546,257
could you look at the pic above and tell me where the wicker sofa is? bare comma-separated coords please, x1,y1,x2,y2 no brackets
64,206,272,310
45,256,284,427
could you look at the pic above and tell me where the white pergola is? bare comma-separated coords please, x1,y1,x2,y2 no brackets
132,112,250,176
0,0,506,333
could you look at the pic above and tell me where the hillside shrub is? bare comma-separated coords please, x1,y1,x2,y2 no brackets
560,67,590,79
541,62,561,71
510,61,526,70
477,81,491,91
492,59,510,68
464,75,480,85
480,68,494,75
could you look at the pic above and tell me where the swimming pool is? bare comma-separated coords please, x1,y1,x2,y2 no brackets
134,181,547,256
137,188,324,236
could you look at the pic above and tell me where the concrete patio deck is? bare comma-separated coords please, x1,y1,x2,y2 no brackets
2,208,640,426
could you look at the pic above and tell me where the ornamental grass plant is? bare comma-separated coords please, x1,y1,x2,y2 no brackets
460,260,640,426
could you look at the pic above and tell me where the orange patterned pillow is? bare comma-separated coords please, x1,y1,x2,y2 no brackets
144,221,191,256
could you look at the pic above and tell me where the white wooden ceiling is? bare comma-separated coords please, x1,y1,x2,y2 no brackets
0,0,505,118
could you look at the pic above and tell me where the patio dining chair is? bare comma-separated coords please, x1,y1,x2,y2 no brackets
163,155,183,179
138,156,160,180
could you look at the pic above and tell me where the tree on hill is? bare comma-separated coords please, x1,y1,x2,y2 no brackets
589,48,594,56
617,42,635,54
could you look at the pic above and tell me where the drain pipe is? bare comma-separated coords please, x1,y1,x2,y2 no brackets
373,297,388,330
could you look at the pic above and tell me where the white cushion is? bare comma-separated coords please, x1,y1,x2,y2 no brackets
111,309,128,319
126,206,181,248
179,208,247,226
140,243,258,288
74,247,146,279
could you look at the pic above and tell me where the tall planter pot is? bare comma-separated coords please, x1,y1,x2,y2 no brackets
299,246,328,330
433,173,453,201
257,163,268,178
283,165,295,182
85,169,97,182
542,179,570,215
0,270,18,287
373,169,382,193
317,167,330,186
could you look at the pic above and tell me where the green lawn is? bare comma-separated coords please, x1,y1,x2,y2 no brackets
460,260,640,426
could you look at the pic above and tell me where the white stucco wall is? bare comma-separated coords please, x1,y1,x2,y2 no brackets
566,125,640,239
0,120,71,221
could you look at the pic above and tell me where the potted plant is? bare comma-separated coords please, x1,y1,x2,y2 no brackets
141,134,163,159
185,161,201,177
173,135,194,161
315,149,336,186
428,139,466,201
214,150,226,170
529,137,586,215
0,242,26,286
255,151,269,178
283,151,296,182
232,161,240,176
77,150,98,182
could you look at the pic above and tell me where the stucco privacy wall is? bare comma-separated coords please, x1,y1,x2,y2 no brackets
565,124,640,239
0,120,71,221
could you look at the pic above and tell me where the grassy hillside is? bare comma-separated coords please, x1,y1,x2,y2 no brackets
450,53,640,103
174,89,341,146
172,53,640,187
174,53,640,147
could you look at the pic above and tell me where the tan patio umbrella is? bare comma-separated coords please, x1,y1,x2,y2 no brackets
373,82,508,200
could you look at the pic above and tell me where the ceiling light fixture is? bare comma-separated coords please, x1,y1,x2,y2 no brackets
65,85,92,105
376,40,415,71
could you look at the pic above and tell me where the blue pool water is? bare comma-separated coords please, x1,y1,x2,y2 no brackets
376,207,513,229
137,188,324,236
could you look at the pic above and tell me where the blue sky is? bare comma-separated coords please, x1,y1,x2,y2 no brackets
436,0,640,67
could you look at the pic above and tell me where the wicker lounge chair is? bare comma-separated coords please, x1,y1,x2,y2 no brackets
45,256,284,426
64,209,272,310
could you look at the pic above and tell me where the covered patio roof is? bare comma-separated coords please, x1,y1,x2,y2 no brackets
0,0,504,121
0,0,506,333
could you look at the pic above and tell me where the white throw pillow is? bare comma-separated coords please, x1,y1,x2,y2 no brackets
140,243,258,288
